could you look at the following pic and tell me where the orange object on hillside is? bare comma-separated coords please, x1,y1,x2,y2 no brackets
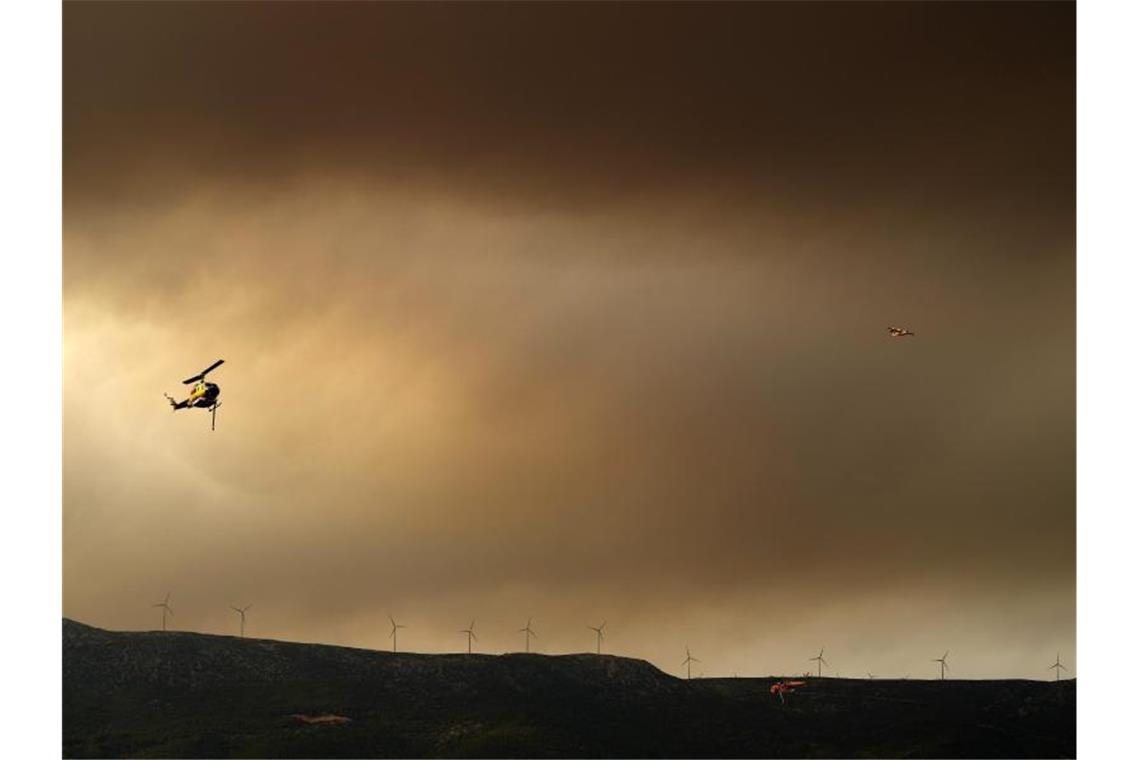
770,679,808,702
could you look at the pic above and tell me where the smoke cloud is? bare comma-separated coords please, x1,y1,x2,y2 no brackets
63,1,1073,678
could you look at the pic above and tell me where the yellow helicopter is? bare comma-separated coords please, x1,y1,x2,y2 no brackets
165,359,224,430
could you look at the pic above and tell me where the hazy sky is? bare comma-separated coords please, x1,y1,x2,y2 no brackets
63,1,1074,679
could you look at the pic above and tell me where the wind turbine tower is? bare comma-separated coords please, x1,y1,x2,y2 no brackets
518,618,538,653
231,604,252,638
460,620,477,654
1048,653,1068,682
588,621,606,654
809,646,828,678
389,615,407,653
153,593,174,632
682,646,700,680
933,651,950,680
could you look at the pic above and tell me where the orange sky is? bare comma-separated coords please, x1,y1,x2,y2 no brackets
63,1,1074,679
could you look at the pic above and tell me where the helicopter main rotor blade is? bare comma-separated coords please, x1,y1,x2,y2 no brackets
183,359,225,384
202,359,225,375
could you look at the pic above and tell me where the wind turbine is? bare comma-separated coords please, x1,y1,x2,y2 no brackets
230,604,252,638
682,646,700,680
518,618,537,653
809,646,828,678
933,650,949,680
153,593,173,632
1048,653,1068,682
460,620,477,654
389,614,407,653
588,621,606,654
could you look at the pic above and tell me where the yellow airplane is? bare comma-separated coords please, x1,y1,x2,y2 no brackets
165,359,224,430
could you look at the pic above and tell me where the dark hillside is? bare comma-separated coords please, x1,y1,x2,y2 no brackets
63,619,1075,758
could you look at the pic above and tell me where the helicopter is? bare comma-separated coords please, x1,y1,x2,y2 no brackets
165,359,224,430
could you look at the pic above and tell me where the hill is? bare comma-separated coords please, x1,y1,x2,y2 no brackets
63,619,1075,758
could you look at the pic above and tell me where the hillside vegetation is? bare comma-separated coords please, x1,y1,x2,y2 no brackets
63,619,1075,758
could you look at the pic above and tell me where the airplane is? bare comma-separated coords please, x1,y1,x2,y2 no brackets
165,359,224,430
888,326,915,337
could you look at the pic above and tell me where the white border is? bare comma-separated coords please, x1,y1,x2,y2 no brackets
1,0,1126,756
0,0,62,757
1078,0,1140,757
